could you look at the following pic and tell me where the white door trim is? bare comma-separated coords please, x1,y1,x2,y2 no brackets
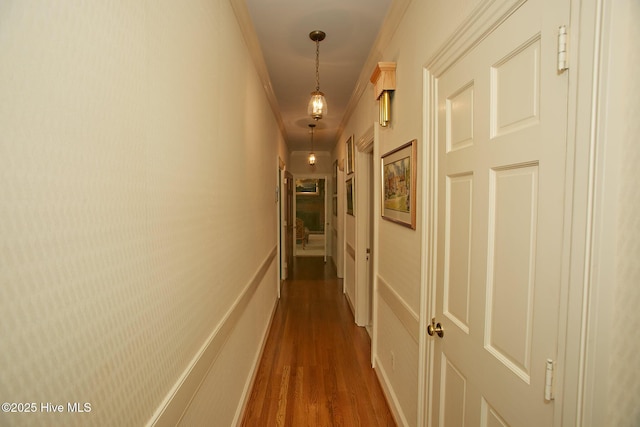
354,126,375,327
293,174,329,259
277,156,283,298
559,0,629,425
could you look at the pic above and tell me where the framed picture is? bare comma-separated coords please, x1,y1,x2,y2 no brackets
346,135,355,175
346,178,354,216
381,139,417,229
295,178,319,195
332,160,338,195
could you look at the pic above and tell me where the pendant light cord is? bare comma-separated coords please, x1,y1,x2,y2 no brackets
315,40,320,92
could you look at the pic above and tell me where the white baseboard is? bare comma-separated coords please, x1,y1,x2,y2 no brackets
148,247,277,427
374,355,409,427
232,297,279,426
345,291,355,317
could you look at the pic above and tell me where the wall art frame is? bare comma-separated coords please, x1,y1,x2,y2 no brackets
381,139,417,229
346,177,354,216
295,178,319,195
346,135,355,175
333,160,338,195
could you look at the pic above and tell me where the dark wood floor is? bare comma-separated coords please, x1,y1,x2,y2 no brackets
241,257,396,426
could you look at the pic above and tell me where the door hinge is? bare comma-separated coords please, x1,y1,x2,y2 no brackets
558,25,569,72
544,359,556,401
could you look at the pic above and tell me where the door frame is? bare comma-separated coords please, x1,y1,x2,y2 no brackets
293,174,329,259
558,0,629,425
354,126,375,328
417,0,602,425
277,158,284,296
281,168,293,293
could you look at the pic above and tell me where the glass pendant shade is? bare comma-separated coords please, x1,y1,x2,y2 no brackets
308,91,327,120
308,152,316,165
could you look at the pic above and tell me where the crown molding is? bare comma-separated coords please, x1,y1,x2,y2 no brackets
229,0,290,149
337,0,412,141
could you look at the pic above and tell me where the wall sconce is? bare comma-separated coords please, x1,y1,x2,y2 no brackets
370,62,396,127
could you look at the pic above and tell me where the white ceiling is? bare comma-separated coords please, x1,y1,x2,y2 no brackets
235,0,395,153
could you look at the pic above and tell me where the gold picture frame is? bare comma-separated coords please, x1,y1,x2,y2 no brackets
346,135,355,175
381,139,417,229
346,177,354,216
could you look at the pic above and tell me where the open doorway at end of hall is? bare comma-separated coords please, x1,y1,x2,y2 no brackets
294,177,327,260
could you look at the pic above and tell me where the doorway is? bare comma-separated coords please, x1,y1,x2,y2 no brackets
354,129,375,330
294,176,327,260
421,0,572,425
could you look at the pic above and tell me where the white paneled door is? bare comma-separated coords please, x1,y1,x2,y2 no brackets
428,0,570,425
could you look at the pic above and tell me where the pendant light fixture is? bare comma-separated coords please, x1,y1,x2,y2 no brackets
308,123,317,165
308,30,328,121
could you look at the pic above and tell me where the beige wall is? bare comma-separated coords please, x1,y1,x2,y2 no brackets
0,1,285,426
586,0,640,426
338,0,640,425
605,1,640,423
337,1,484,424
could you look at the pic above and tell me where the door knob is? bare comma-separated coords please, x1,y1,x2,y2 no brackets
427,317,444,338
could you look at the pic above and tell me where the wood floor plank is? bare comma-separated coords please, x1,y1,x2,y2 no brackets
241,257,396,427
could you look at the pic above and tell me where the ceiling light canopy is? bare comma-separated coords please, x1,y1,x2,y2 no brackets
308,30,327,121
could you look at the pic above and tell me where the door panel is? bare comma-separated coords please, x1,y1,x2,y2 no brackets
444,173,473,334
285,171,293,278
431,0,569,425
491,36,541,138
486,164,538,381
441,355,468,427
481,398,510,427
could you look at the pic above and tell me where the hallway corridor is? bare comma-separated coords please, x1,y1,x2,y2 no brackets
241,257,396,426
